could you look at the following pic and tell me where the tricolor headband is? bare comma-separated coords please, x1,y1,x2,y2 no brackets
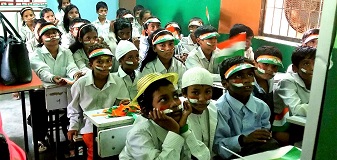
166,23,180,30
88,48,114,59
303,34,319,44
152,30,179,45
256,55,283,67
144,18,161,25
39,25,59,36
72,22,85,28
123,14,134,19
20,7,33,15
188,20,203,27
199,32,219,40
78,24,94,38
225,62,255,79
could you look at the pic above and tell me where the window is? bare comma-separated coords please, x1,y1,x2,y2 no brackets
261,0,323,41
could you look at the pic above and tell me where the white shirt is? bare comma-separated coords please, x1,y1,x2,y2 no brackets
67,71,129,134
26,38,39,55
92,19,110,41
179,34,198,53
185,47,221,82
245,47,254,60
113,66,139,100
55,10,66,34
132,20,142,38
20,25,34,42
30,45,79,83
273,72,310,116
61,32,75,49
73,48,90,73
139,35,149,60
119,115,210,160
141,57,186,91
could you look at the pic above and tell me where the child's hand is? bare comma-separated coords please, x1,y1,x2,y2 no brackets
178,101,193,127
53,76,67,86
119,99,130,106
132,38,140,49
67,130,78,141
73,71,84,80
243,129,272,144
149,108,180,134
180,53,188,62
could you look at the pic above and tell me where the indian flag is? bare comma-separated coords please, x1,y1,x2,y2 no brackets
272,107,290,132
215,33,246,63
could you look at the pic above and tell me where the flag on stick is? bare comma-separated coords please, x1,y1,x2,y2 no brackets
206,6,210,24
215,33,246,63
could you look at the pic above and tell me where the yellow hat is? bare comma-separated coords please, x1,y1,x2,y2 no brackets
132,72,178,104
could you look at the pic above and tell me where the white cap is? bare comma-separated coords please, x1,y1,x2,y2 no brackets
182,67,213,88
115,40,138,61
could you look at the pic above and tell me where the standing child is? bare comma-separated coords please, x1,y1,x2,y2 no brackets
114,40,140,100
139,16,160,60
185,25,221,82
140,28,186,91
67,43,129,160
92,1,110,41
19,7,35,42
213,56,279,159
253,46,283,124
182,67,218,158
229,24,255,60
119,72,210,160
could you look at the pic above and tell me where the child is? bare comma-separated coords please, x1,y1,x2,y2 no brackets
140,28,186,91
213,56,279,159
273,46,316,145
19,7,35,42
62,4,81,34
182,67,218,158
113,18,133,43
119,72,210,160
229,24,255,60
29,22,82,152
67,43,129,160
132,5,144,38
114,40,140,100
26,19,46,55
40,8,59,26
253,46,283,124
92,1,110,41
55,0,71,24
165,22,182,40
139,9,152,26
185,25,221,82
139,16,160,60
70,24,99,73
62,18,90,48
178,17,204,54
301,28,319,48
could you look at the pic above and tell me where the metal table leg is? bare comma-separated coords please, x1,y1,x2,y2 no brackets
93,125,98,160
20,91,29,153
29,90,39,160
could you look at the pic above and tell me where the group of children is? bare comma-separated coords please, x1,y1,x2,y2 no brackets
14,0,319,159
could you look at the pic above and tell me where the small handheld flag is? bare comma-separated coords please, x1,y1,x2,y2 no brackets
215,33,246,63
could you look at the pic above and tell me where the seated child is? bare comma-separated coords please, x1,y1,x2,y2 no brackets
140,28,186,91
62,4,81,34
67,43,129,160
185,25,221,82
213,56,279,159
178,17,204,54
19,7,35,42
91,1,110,41
132,5,144,38
119,72,210,160
26,18,46,55
62,18,90,48
301,28,319,48
229,24,255,60
40,8,59,26
139,16,160,60
273,46,316,145
114,40,140,100
253,46,283,124
182,67,218,158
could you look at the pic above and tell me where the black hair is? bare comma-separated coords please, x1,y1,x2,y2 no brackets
133,5,144,15
40,8,54,20
229,23,254,38
219,56,254,80
194,25,217,38
88,43,112,63
36,22,62,47
57,0,71,11
302,28,320,43
116,8,126,19
20,7,34,26
34,18,47,28
189,17,204,26
69,18,90,28
63,4,81,33
96,1,108,12
114,18,132,43
291,46,316,68
254,46,283,61
137,78,173,118
143,16,161,35
120,10,132,17
139,9,151,23
69,24,97,53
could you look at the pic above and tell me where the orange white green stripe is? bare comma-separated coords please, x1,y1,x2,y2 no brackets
144,18,160,25
88,48,113,59
199,32,219,40
303,34,319,44
224,62,255,79
215,33,246,63
188,20,203,27
256,55,283,67
152,34,179,45
272,107,290,132
39,25,58,36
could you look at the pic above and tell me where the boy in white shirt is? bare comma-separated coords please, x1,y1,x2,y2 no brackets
92,1,110,41
178,17,204,55
67,43,129,160
139,17,161,60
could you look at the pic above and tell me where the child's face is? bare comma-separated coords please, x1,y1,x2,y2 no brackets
304,39,318,48
152,84,182,122
81,31,98,49
146,22,160,35
91,55,113,77
141,13,151,25
135,10,142,19
254,62,278,80
22,10,35,24
97,7,108,18
184,85,212,114
120,50,139,71
188,25,200,34
62,0,70,10
70,22,84,38
43,11,56,23
197,37,217,53
154,40,175,62
245,36,253,50
41,29,60,46
295,57,315,84
223,68,255,98
117,27,131,40
68,8,79,21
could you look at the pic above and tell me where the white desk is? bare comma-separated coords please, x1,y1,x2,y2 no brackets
84,109,135,128
233,145,301,160
287,116,307,126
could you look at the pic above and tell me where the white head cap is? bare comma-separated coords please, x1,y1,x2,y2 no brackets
182,67,214,88
115,40,138,61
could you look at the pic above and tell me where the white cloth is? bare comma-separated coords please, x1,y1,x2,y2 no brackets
113,66,139,100
73,48,91,73
30,45,79,83
187,101,217,158
106,32,118,55
132,19,142,38
141,57,186,91
67,71,129,134
26,38,39,55
244,47,254,60
115,40,138,61
273,72,310,116
55,10,66,34
92,19,110,41
119,115,210,160
139,35,149,60
20,25,34,42
178,35,198,53
185,47,221,82
61,32,75,48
